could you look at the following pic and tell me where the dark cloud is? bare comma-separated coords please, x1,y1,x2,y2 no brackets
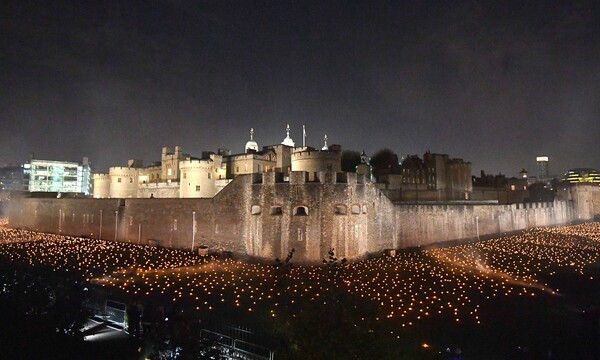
1,0,599,176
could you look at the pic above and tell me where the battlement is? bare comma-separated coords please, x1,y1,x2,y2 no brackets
254,171,365,185
109,167,139,177
180,159,214,169
291,148,341,160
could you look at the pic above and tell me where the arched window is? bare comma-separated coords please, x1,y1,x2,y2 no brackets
294,206,308,216
362,205,368,214
351,204,361,214
334,205,347,215
251,205,261,215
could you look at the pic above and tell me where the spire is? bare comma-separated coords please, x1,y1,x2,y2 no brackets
281,123,295,147
245,127,258,153
360,149,368,163
321,134,329,150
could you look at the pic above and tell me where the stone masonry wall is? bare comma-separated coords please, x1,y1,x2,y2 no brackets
7,173,587,263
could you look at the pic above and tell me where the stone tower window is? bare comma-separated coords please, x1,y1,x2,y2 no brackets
294,206,308,216
351,204,361,214
362,205,368,214
270,206,283,215
251,205,261,215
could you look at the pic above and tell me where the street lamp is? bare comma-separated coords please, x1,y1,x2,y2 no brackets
99,209,103,239
475,216,480,240
59,209,62,233
191,211,197,252
114,210,118,241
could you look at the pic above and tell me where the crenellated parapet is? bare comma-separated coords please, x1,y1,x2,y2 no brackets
291,146,342,181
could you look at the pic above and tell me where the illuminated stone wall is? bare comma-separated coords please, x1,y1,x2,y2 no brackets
7,173,589,262
92,174,110,198
137,182,180,198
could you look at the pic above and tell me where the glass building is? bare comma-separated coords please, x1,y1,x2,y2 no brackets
23,158,92,195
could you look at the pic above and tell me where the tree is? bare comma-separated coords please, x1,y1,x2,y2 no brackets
275,248,295,270
370,148,399,182
341,150,362,172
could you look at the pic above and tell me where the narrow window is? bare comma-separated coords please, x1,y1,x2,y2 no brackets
208,173,212,179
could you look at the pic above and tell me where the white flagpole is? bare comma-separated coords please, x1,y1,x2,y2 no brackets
302,125,306,147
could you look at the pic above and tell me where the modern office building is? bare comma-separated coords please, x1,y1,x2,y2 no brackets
536,156,549,181
24,157,92,195
563,168,600,184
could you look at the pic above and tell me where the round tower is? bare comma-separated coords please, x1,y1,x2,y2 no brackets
93,173,111,198
109,166,139,198
179,159,218,198
291,145,342,180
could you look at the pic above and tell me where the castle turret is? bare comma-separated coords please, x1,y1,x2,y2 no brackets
291,144,342,181
93,173,110,198
179,159,218,198
109,166,139,198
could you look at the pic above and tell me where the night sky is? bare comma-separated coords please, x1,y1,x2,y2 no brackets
2,1,599,176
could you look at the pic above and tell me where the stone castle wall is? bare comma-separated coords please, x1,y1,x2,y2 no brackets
8,172,591,262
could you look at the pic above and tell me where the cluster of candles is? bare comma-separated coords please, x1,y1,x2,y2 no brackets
1,222,600,329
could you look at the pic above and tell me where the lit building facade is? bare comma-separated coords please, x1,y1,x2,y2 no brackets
24,158,92,195
536,156,549,181
563,168,600,184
